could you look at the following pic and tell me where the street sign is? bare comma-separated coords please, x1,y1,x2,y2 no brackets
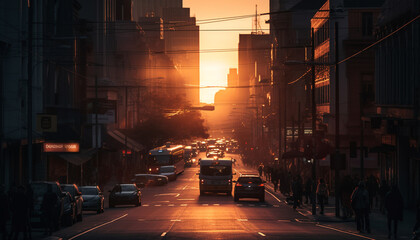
43,142,80,153
36,114,57,132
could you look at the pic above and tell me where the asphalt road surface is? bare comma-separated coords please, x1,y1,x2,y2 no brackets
49,152,376,240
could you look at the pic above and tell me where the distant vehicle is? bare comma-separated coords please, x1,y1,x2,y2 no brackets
206,139,217,146
61,192,76,226
30,181,65,229
131,174,168,187
233,174,265,202
199,141,207,152
216,140,227,152
191,142,198,156
61,184,84,221
79,186,104,214
198,158,235,196
206,150,223,158
109,184,141,208
184,146,193,161
159,165,177,181
148,143,185,176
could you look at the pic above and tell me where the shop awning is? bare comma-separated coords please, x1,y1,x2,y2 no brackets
370,144,396,153
59,148,97,166
107,130,144,152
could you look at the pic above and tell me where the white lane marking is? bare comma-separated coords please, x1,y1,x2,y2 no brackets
273,205,279,207
137,219,145,222
202,204,208,206
265,189,282,203
177,199,195,201
155,204,161,207
237,219,248,222
68,214,128,240
168,204,175,207
213,204,220,206
277,219,290,222
317,224,376,240
175,194,180,197
170,219,181,222
180,204,188,206
249,204,255,207
182,185,188,190
236,204,243,206
161,232,167,237
154,193,179,196
143,204,149,207
258,232,266,237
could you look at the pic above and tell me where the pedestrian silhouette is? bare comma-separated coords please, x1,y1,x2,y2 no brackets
379,179,390,214
41,185,58,236
385,185,404,239
351,181,370,233
10,185,30,240
0,185,9,240
316,178,328,214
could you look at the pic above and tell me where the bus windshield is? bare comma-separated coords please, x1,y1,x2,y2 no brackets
201,165,232,176
149,155,171,165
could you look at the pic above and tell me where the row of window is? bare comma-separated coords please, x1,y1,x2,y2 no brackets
316,84,330,104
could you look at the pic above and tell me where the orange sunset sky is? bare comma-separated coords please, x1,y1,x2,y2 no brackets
183,0,270,104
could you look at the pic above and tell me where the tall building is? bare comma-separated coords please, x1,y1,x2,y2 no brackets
374,0,420,206
311,0,384,176
132,0,200,105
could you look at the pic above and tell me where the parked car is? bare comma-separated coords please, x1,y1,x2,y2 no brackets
234,174,266,202
61,184,84,221
30,181,65,229
109,184,141,208
131,174,168,188
61,192,76,226
159,165,177,181
79,186,104,214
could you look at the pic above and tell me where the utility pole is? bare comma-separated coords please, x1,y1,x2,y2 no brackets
95,76,99,185
360,89,365,179
334,22,341,218
311,27,317,215
27,1,33,184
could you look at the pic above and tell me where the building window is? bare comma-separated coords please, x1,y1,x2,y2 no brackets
362,12,373,36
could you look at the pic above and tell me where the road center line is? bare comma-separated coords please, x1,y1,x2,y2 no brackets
161,232,167,237
68,214,128,240
316,224,376,240
258,232,266,237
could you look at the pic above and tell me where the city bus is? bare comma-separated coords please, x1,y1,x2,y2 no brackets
148,144,185,175
198,157,235,196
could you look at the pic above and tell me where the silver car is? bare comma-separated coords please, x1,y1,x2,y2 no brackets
61,184,84,222
79,186,104,214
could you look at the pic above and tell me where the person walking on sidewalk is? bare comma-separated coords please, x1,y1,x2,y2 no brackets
340,175,354,219
316,178,328,214
304,178,312,204
351,181,370,233
292,175,303,209
258,163,264,177
379,179,390,214
272,167,280,192
385,185,404,239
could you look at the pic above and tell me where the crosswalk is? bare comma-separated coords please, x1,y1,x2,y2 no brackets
140,203,281,208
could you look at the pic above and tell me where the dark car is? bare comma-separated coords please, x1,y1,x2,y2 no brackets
79,186,104,214
61,184,84,222
61,192,76,226
234,174,266,202
109,184,141,207
131,174,168,188
30,181,65,229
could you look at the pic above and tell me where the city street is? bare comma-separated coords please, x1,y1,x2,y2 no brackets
39,153,374,240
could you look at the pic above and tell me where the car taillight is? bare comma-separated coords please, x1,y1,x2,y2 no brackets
259,184,264,187
236,183,243,186
200,179,204,184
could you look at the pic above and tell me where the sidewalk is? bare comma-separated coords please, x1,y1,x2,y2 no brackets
262,175,416,240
